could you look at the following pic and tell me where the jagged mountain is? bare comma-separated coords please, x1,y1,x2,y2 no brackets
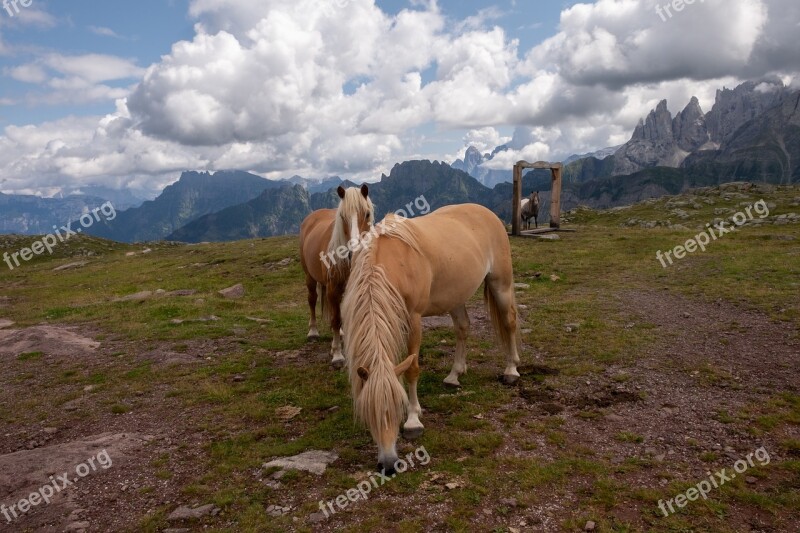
451,146,513,187
613,79,792,176
0,193,110,235
683,90,800,185
85,170,282,243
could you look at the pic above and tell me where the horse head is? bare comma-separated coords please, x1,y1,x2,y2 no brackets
334,184,375,256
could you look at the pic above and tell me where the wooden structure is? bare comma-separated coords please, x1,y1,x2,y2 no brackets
511,160,563,236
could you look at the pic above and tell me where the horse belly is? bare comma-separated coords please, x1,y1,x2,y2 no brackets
422,241,490,316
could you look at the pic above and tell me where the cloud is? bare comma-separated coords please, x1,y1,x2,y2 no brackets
88,26,122,39
0,0,799,196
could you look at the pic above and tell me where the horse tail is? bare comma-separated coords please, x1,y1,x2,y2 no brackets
320,283,329,323
484,277,517,354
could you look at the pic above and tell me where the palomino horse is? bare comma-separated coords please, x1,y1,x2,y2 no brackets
299,184,374,368
341,204,521,473
521,191,540,230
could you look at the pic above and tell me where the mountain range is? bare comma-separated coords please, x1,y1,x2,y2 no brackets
0,78,797,243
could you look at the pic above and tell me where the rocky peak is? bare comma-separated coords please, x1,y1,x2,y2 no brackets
672,97,709,152
706,79,789,144
631,100,674,142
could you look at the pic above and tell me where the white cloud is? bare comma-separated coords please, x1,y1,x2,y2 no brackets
88,26,121,38
0,0,799,196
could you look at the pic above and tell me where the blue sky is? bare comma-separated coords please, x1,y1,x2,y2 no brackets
0,0,563,126
0,0,797,196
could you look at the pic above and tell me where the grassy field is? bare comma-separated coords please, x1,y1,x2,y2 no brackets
0,182,798,532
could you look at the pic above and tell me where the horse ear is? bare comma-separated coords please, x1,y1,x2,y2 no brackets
360,183,369,198
357,367,369,382
394,354,417,376
337,186,346,199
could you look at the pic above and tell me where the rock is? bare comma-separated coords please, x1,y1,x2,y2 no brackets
64,522,90,532
565,323,581,332
141,248,152,254
170,315,219,325
266,504,293,517
165,290,198,297
125,251,136,257
167,504,219,522
309,512,327,523
266,258,294,270
445,482,461,490
245,316,271,324
112,291,153,303
549,274,561,282
53,261,88,272
745,476,757,484
500,498,518,507
514,283,530,290
585,521,597,531
219,284,245,299
232,374,246,383
0,319,14,329
62,399,82,412
263,450,338,476
275,406,302,421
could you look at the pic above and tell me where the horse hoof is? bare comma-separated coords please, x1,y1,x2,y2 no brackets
402,426,424,440
307,334,320,341
443,379,461,389
501,374,519,386
331,358,345,370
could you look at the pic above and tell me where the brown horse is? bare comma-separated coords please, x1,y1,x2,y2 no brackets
299,184,374,368
341,204,521,473
521,191,540,230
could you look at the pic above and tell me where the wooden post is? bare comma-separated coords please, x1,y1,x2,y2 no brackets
550,166,562,229
511,163,522,236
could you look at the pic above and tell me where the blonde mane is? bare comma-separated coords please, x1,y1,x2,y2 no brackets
341,221,420,440
327,188,374,281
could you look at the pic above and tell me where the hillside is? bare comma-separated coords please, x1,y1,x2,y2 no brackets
166,185,311,243
0,183,797,531
86,170,282,243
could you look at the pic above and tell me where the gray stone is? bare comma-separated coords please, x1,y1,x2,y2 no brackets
167,504,219,522
263,450,338,476
219,284,245,299
53,261,88,272
113,291,153,302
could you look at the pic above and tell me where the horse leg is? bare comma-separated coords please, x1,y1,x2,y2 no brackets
534,215,538,229
444,305,470,387
403,313,424,440
306,274,319,340
327,283,345,369
486,277,521,385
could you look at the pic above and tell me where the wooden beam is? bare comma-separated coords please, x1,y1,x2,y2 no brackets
511,163,522,236
550,166,562,229
516,160,563,170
